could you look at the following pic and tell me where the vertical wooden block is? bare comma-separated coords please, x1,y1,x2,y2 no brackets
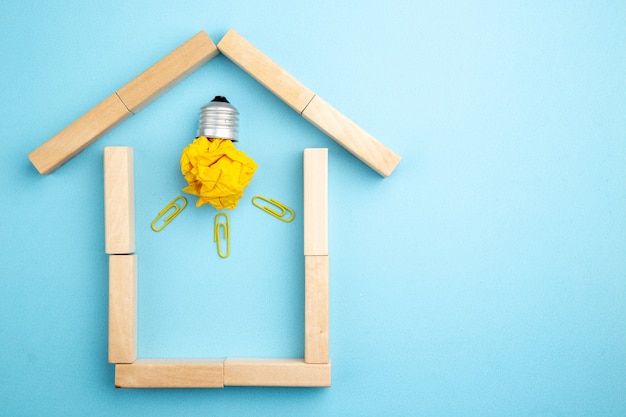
108,254,137,364
104,146,135,254
28,94,131,175
302,95,401,177
217,29,315,114
304,148,328,256
224,358,331,387
115,359,225,388
305,255,329,364
117,31,219,113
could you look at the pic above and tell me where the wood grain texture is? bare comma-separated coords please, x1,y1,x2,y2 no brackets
108,254,137,364
117,31,219,113
104,146,135,254
302,95,401,177
304,148,328,256
115,359,225,388
217,29,315,113
28,94,131,175
29,31,217,175
305,255,329,364
224,358,331,387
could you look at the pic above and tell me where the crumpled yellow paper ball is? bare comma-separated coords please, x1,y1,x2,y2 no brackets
180,136,257,210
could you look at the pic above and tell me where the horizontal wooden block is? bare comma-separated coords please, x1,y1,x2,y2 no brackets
304,148,328,256
28,94,131,175
104,147,135,254
302,95,401,177
224,358,331,387
217,29,315,114
305,255,329,364
108,254,137,364
117,31,219,113
115,359,225,388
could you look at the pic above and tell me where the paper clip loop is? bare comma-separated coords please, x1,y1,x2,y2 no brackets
214,212,230,259
151,196,187,232
251,195,295,223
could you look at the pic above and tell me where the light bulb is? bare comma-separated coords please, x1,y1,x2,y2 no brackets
180,96,257,210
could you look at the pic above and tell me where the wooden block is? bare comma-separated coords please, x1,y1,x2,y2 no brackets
305,255,329,364
302,95,401,177
115,359,225,388
104,146,135,254
28,94,131,175
117,31,219,113
108,254,137,364
304,148,328,256
217,29,400,177
224,358,331,387
28,32,218,175
217,29,315,114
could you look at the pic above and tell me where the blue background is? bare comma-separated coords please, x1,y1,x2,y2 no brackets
1,1,625,416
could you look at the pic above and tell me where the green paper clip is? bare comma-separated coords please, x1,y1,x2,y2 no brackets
151,196,187,232
251,195,295,223
214,212,230,259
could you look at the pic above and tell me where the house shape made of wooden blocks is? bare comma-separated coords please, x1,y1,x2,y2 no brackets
29,29,401,177
30,29,402,388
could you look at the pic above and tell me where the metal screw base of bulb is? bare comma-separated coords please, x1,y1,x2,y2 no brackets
197,96,239,141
